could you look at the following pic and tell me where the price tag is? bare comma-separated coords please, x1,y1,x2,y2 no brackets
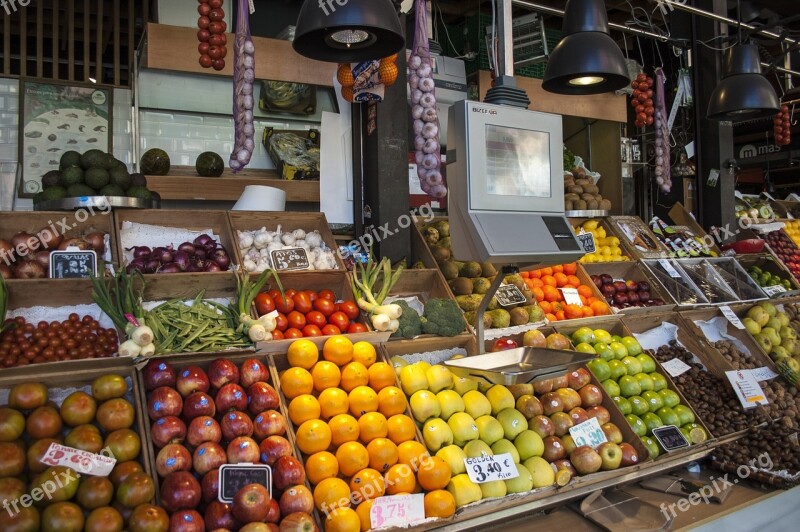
560,287,583,307
568,417,607,449
41,443,116,476
496,284,527,307
370,494,425,529
464,453,519,483
660,357,692,377
49,249,97,279
725,369,768,409
652,425,690,452
576,232,596,254
218,464,272,503
750,366,779,381
720,305,745,330
658,259,681,278
270,248,310,271
613,278,625,283
763,285,787,296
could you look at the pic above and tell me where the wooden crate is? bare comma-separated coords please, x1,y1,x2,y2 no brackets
667,202,723,255
568,217,634,263
580,262,676,314
480,325,563,354
736,253,800,298
382,335,479,362
227,211,345,271
607,215,671,259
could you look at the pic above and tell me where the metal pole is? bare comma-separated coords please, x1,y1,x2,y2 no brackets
497,0,515,78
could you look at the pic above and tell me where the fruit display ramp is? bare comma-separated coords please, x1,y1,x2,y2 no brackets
480,326,565,353
568,218,632,264
607,216,671,260
677,257,764,304
730,299,800,380
580,262,676,315
641,258,713,307
736,253,800,299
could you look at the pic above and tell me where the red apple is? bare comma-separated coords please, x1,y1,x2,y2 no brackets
586,405,611,425
253,410,287,441
552,458,577,477
279,512,316,532
232,483,270,523
273,456,306,492
259,435,293,466
601,422,623,444
201,469,220,503
578,384,603,408
208,359,240,390
247,382,280,415
204,501,240,531
147,387,183,421
540,392,564,416
151,416,187,448
227,436,260,464
549,412,573,437
533,379,553,395
156,443,192,477
215,383,248,413
528,415,555,439
193,441,227,476
176,366,210,398
264,497,281,524
240,359,271,388
169,509,205,532
567,407,589,426
221,410,254,441
555,388,582,411
186,416,222,447
182,392,216,420
542,436,567,462
551,374,569,390
570,445,602,475
143,359,177,391
619,442,640,466
279,484,314,515
567,368,591,390
160,471,202,512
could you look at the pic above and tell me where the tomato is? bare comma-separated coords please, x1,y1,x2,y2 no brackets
285,289,298,299
492,339,518,352
275,313,288,332
313,298,335,317
271,330,285,340
284,328,303,339
275,295,294,314
329,311,350,331
318,289,336,301
199,54,212,68
268,289,282,301
302,325,322,337
287,311,307,330
198,16,210,29
347,323,368,334
338,301,360,320
305,311,327,328
292,292,313,314
302,290,318,303
321,324,341,336
254,293,275,316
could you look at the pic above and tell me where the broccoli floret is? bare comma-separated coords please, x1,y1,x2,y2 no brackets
421,298,466,337
390,300,422,339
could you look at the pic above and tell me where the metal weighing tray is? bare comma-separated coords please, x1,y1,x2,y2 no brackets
443,347,596,386
34,195,160,211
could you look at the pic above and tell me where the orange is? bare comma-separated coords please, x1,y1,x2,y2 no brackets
314,477,352,511
521,271,530,279
538,301,552,314
532,287,545,302
582,306,595,317
281,367,314,399
366,437,398,472
323,335,354,366
541,267,553,276
563,262,578,275
577,285,593,298
288,394,321,426
358,412,388,443
296,419,332,455
591,301,611,316
329,414,360,446
305,451,339,485
386,414,417,445
542,285,560,303
349,468,385,500
352,342,377,368
349,386,379,418
377,386,407,417
579,295,589,306
555,310,566,321
355,500,373,532
529,269,542,279
336,441,370,477
553,272,568,287
564,304,583,320
397,441,429,469
340,362,369,392
325,507,361,532
541,275,557,288
530,278,544,288
287,338,319,369
416,456,451,491
384,463,416,495
550,301,563,312
552,264,564,274
337,63,354,86
319,387,350,420
566,275,582,288
424,490,456,518
311,361,342,392
368,362,397,391
545,313,558,322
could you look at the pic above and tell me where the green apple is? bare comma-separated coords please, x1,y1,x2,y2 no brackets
609,342,629,360
513,430,544,461
463,439,494,459
625,414,647,437
747,305,769,327
621,336,642,356
612,395,632,415
448,412,479,447
504,463,534,493
496,408,527,440
575,342,597,354
628,395,649,416
486,385,515,415
410,390,441,423
673,404,695,426
634,373,655,392
742,317,761,335
612,335,623,343
475,415,505,446
436,390,465,421
601,379,621,398
642,412,664,434
462,390,492,419
649,372,668,392
595,343,615,361
480,480,507,499
618,375,641,397
621,356,643,376
491,438,520,463
759,301,777,318
400,363,429,395
426,364,454,393
641,390,664,412
641,435,660,459
766,317,783,332
437,444,467,474
586,359,611,381
594,329,613,345
656,406,681,427
572,327,596,346
635,354,656,373
423,418,454,452
608,360,627,380
657,389,681,408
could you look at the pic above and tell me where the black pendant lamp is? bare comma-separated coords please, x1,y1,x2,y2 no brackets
293,0,404,63
542,0,630,95
707,44,779,121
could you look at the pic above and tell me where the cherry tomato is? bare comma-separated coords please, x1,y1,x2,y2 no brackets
275,295,294,314
287,311,307,330
199,54,213,68
306,311,327,329
284,328,304,339
329,311,350,331
198,16,211,29
198,4,211,16
292,292,313,314
318,289,336,301
275,313,288,332
212,58,225,71
271,330,285,340
197,29,210,42
347,323,368,334
302,325,322,337
313,298,335,317
198,42,210,55
338,301,360,320
321,324,342,336
255,293,275,316
492,338,518,352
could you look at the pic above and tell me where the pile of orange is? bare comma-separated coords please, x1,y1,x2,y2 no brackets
522,263,611,321
281,336,456,531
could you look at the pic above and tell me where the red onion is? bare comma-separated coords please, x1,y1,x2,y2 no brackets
15,260,46,279
194,247,208,260
84,232,105,253
152,247,174,264
129,246,152,259
211,249,230,269
32,251,51,269
193,234,214,247
159,263,183,274
178,242,196,254
187,260,207,273
10,232,36,252
205,262,222,273
173,251,190,271
126,258,147,274
144,260,160,274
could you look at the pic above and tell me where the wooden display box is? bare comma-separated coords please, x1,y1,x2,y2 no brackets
580,262,676,315
411,217,445,269
607,216,670,259
552,316,631,345
227,211,345,271
667,202,723,255
568,217,634,262
480,325,561,353
383,335,479,360
734,253,800,298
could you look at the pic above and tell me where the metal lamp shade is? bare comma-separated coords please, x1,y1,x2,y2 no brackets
542,0,629,95
293,0,404,63
707,44,780,121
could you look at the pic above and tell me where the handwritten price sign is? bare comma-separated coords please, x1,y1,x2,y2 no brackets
569,417,608,449
370,494,425,528
42,443,116,476
464,453,519,483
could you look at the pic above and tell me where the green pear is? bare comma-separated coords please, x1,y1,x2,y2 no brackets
475,415,504,446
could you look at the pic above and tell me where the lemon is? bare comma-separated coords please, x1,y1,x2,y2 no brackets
582,220,599,231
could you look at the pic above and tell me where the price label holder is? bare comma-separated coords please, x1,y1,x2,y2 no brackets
560,287,583,307
496,284,527,307
763,285,787,297
218,464,272,503
465,453,519,483
661,357,692,378
270,248,310,271
568,417,607,449
725,370,768,409
49,248,97,279
370,494,425,529
42,443,116,476
751,366,779,381
658,259,681,278
577,231,596,254
651,425,690,452
720,306,745,330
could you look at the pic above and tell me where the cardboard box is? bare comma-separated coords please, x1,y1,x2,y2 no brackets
262,128,320,181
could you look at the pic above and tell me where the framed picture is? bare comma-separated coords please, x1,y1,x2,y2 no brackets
19,80,112,197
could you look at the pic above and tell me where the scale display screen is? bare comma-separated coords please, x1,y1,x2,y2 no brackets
485,125,551,198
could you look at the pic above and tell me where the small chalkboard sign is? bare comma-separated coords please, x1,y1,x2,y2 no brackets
270,248,310,271
496,284,527,307
218,464,272,503
49,249,97,279
576,232,596,254
652,425,689,452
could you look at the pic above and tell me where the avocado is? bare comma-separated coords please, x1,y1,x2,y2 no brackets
126,185,153,201
451,277,474,296
66,183,96,197
195,151,225,177
102,153,119,170
109,166,132,190
39,186,68,202
440,261,459,280
61,166,84,186
140,148,171,175
80,149,107,170
85,167,110,190
59,150,82,170
129,173,148,187
41,170,62,188
100,184,126,197
459,261,483,279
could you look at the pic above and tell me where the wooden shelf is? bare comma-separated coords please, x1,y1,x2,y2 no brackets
145,167,319,202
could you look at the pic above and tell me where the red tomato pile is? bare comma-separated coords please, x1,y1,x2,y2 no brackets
198,0,227,70
774,105,791,146
254,289,366,340
631,73,655,128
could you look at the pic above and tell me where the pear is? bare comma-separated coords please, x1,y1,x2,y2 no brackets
474,415,504,446
422,418,453,452
480,480,507,500
486,385,515,415
400,363,428,395
524,456,555,488
436,390,465,421
426,365,454,393
463,439,493,458
410,390,440,423
496,408,527,440
491,439,520,463
447,474,483,508
436,445,467,475
462,390,492,419
447,412,479,447
453,376,479,395
504,463,534,493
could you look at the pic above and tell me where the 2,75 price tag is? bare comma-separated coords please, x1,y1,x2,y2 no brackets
465,453,519,483
370,494,425,529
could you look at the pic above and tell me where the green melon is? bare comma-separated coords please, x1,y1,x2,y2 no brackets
195,152,225,177
140,149,171,175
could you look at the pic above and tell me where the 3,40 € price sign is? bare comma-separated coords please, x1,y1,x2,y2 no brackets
370,494,425,528
465,453,519,483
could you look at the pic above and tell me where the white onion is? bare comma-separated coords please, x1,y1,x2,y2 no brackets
244,40,255,54
237,149,250,164
409,74,419,90
413,119,424,135
427,171,443,185
241,84,253,96
412,105,424,120
656,177,664,185
244,69,255,83
655,156,664,166
419,77,435,92
423,139,439,154
420,94,435,108
417,167,430,179
661,184,670,193
429,184,448,198
244,56,254,69
243,95,254,110
244,138,255,151
422,123,439,139
409,55,422,70
243,123,255,137
244,110,253,122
